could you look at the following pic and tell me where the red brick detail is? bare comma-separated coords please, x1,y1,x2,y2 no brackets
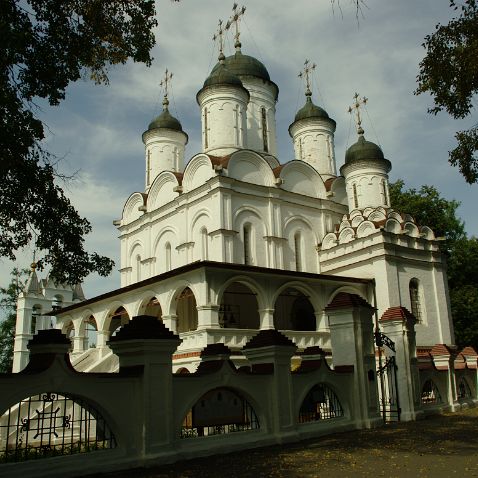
460,346,478,357
207,153,232,168
430,344,453,357
325,292,373,311
272,164,285,178
380,306,415,322
172,351,201,360
416,346,432,358
171,171,184,185
324,177,336,192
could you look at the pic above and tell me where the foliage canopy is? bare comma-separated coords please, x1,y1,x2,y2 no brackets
416,0,478,183
0,0,158,284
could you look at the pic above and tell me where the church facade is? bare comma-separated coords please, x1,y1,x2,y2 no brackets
13,14,454,375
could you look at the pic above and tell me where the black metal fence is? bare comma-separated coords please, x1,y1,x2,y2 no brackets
0,392,116,463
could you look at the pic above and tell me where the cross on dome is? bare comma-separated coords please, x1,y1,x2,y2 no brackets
213,19,226,61
298,59,317,97
225,3,246,50
160,69,174,109
348,92,368,135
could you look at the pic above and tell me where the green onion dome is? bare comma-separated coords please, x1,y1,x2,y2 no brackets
147,106,183,132
344,134,386,164
203,61,244,88
211,50,271,81
294,95,333,122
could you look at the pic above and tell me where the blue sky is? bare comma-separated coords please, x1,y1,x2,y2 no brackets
1,0,477,299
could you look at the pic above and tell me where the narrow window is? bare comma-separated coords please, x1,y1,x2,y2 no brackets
201,228,208,260
409,279,422,322
31,305,41,334
165,243,172,271
243,225,251,265
261,107,268,152
299,138,303,160
294,232,302,272
136,255,141,282
382,179,389,206
352,183,359,209
204,108,209,149
146,150,151,186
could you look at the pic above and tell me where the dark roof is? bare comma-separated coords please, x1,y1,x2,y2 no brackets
200,343,232,357
380,306,415,322
108,315,178,342
28,329,70,347
243,329,296,350
325,292,373,310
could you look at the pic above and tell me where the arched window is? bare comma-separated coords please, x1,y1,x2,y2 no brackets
409,278,422,323
201,227,208,260
165,243,172,271
261,107,268,152
294,232,302,272
243,225,251,265
352,183,359,209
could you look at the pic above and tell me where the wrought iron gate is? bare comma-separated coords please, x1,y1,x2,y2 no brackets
375,332,401,422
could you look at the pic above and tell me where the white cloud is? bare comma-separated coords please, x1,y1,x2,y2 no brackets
3,0,477,299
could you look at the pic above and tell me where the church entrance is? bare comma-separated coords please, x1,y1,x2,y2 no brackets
273,288,316,331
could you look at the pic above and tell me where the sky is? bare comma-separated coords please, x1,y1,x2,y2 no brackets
1,0,477,300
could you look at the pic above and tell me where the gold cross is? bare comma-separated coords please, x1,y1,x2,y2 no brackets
160,69,174,100
298,59,317,96
348,92,368,134
213,19,226,56
225,3,246,48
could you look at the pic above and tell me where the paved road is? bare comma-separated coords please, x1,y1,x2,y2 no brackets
88,408,478,478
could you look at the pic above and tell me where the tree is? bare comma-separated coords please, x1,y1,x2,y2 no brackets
0,268,29,373
389,179,466,253
1,0,158,285
390,179,478,351
416,0,478,183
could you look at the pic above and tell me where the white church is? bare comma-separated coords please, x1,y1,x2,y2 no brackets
13,8,454,375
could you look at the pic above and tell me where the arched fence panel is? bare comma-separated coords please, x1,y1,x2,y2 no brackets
180,388,259,438
421,379,442,405
457,377,472,401
299,383,344,423
0,392,116,463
